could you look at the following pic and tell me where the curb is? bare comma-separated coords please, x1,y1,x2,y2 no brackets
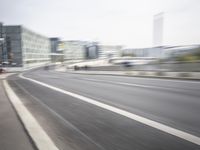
3,80,59,150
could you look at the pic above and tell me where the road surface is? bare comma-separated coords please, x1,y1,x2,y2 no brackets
7,68,200,150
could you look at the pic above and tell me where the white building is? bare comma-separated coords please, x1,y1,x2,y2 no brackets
60,40,88,60
98,45,122,59
59,40,101,60
21,27,51,67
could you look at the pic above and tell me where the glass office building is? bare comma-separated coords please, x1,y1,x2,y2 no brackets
59,40,100,60
3,25,51,67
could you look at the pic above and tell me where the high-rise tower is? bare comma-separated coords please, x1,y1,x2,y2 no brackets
153,12,164,46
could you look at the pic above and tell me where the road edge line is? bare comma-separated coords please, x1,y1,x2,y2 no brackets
3,80,60,150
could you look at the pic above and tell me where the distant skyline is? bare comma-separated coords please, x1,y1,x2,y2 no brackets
1,0,200,48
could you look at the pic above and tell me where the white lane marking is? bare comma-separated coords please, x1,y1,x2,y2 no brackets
133,76,200,84
102,74,200,84
82,78,172,90
19,73,200,146
3,80,59,150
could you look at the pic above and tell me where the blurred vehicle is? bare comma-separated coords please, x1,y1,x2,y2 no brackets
122,61,133,67
74,65,80,70
44,65,49,70
2,61,9,65
0,68,6,73
11,62,17,66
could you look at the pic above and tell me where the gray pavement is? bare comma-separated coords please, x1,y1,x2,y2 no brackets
0,80,35,150
6,69,200,150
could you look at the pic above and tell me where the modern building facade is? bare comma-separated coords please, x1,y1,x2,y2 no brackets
122,47,164,58
21,26,51,67
60,40,87,60
59,41,122,60
49,37,64,62
0,22,7,64
98,45,122,59
50,37,60,53
85,42,99,59
1,25,51,67
59,40,99,60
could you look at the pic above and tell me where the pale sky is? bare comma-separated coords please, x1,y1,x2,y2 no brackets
0,0,200,48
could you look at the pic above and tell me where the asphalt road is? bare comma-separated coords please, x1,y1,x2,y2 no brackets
7,68,200,150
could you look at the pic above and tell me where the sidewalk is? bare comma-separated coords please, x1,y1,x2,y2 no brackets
0,73,15,79
0,80,35,150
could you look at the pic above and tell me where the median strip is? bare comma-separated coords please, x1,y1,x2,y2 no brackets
3,80,60,150
19,73,200,145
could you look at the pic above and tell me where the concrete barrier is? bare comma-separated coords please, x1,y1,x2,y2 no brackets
63,69,200,80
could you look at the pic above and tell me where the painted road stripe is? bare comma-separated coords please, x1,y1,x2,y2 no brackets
126,75,200,84
19,73,200,145
82,78,173,90
3,80,59,150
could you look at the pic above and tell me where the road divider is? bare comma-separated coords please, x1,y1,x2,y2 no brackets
56,68,200,80
19,73,200,145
